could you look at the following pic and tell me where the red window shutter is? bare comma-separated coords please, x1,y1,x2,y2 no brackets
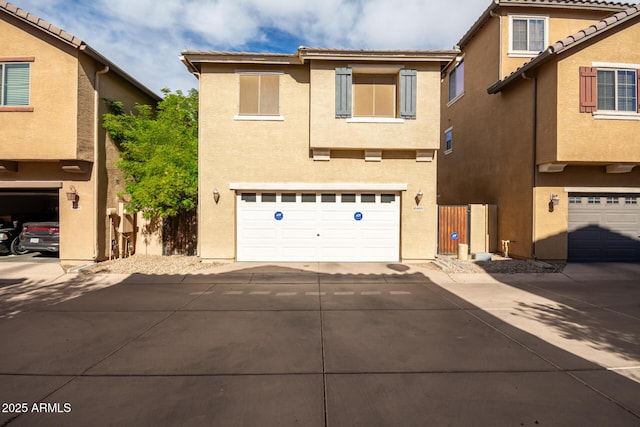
579,66,597,113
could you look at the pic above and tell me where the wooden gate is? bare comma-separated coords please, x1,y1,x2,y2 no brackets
438,205,469,254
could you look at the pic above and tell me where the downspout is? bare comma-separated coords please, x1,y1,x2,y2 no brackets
94,65,109,260
522,71,538,259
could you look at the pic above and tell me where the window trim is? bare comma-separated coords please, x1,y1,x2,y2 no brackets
236,71,283,120
447,59,464,105
444,126,453,154
1,60,32,108
587,62,640,120
508,15,549,57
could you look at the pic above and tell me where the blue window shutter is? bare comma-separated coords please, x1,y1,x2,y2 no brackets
335,67,352,118
400,69,417,119
3,63,30,106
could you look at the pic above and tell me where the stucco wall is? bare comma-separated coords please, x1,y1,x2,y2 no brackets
309,61,441,150
556,23,640,163
498,7,614,79
0,16,78,160
198,62,439,262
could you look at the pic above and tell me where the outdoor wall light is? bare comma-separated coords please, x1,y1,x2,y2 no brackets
66,185,79,209
415,190,423,206
213,188,220,204
65,185,78,202
548,193,560,213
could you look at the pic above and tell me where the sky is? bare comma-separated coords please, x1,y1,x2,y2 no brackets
9,0,632,96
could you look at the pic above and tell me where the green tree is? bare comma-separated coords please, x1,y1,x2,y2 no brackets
103,88,198,219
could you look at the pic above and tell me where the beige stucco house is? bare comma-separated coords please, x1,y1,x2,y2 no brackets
182,47,456,262
0,2,160,265
440,0,640,262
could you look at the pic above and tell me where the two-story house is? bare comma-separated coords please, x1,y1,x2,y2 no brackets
0,2,160,265
181,48,456,262
440,0,640,262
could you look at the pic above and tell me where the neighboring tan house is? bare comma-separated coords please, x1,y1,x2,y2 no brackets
181,47,456,262
0,2,160,265
439,0,640,262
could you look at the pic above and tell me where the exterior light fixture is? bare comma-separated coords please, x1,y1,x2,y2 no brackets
66,185,78,202
415,190,423,206
548,194,560,213
213,189,220,204
66,185,79,209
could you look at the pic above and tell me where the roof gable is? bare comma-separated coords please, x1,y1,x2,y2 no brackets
0,1,160,100
488,4,640,93
457,0,635,49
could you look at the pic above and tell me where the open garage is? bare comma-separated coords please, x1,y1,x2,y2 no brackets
0,184,60,256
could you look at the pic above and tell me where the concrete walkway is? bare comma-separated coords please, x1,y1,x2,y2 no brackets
0,261,638,426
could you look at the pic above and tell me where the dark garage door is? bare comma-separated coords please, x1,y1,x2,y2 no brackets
568,194,640,262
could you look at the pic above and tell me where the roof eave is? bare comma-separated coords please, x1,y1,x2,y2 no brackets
457,0,633,49
298,48,458,63
81,45,161,101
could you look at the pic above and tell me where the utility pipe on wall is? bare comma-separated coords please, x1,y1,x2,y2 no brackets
93,65,109,260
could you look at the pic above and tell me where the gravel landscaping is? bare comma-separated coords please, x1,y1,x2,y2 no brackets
76,253,565,275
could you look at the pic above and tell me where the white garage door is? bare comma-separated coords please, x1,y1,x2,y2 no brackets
568,194,640,262
237,192,400,262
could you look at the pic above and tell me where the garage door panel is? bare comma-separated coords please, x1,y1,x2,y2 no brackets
237,191,400,262
569,193,640,262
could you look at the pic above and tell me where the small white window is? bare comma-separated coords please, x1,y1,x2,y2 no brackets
597,69,637,112
448,60,464,103
606,197,620,205
261,193,276,203
341,194,356,203
301,194,316,203
588,196,601,204
321,193,336,203
625,197,638,205
509,16,548,56
569,196,582,204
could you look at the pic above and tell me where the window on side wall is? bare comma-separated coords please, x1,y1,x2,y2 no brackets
579,65,639,117
0,62,30,106
238,73,280,117
509,16,547,56
448,60,464,104
444,127,453,154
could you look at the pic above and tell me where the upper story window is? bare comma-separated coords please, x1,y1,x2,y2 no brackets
580,65,639,118
237,72,281,120
597,69,637,112
353,74,396,118
336,67,416,121
448,60,464,104
0,62,30,106
509,16,548,56
444,127,453,154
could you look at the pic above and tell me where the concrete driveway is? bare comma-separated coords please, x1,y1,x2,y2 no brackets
0,262,639,426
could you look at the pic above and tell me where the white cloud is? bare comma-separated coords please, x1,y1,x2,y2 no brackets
7,0,635,94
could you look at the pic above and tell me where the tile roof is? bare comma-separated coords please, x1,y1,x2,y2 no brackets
488,4,640,93
0,1,160,100
458,0,635,49
0,0,82,46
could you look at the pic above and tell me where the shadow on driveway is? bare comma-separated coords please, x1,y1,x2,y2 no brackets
0,264,639,426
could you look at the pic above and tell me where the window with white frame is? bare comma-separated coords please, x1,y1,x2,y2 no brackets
238,73,280,117
580,65,639,116
597,69,637,112
448,60,464,103
0,62,30,106
444,127,453,153
509,16,548,56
